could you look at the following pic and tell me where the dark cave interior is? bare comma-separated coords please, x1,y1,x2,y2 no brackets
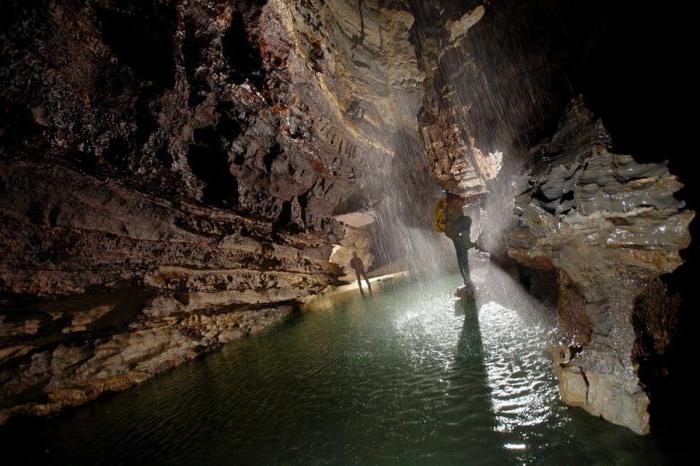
0,0,696,463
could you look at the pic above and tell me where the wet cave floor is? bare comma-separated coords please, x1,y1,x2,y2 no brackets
0,268,672,465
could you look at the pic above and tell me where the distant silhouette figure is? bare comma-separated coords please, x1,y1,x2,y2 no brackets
349,251,372,296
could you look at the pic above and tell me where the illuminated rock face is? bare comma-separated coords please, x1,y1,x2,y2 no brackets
410,1,694,434
0,0,424,422
412,1,566,200
508,100,693,434
414,4,499,198
0,0,692,436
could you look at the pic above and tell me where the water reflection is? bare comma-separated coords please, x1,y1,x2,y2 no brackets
446,297,514,464
0,272,671,465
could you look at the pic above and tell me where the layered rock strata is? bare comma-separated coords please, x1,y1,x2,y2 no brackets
0,0,423,422
507,100,693,434
0,138,336,423
415,3,499,198
412,0,612,201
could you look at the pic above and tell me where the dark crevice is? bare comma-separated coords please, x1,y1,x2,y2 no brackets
273,200,292,231
0,101,44,156
216,102,243,140
47,207,59,228
222,12,265,87
263,143,282,174
353,0,366,48
183,16,208,107
97,3,176,88
102,137,131,173
298,192,308,226
186,127,238,208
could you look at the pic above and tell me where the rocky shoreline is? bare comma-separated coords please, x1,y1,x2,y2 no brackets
507,101,693,434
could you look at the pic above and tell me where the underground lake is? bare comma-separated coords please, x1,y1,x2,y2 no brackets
3,0,698,462
0,269,672,465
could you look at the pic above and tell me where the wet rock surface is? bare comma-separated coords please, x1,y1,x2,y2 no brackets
1,0,693,441
0,0,426,422
413,2,499,198
0,300,295,425
411,0,593,199
508,99,693,434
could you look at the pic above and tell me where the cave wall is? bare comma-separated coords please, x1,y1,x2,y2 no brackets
410,0,695,435
2,0,693,436
0,0,423,423
508,100,692,434
411,0,587,199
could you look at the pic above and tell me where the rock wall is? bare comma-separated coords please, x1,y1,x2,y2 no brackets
408,1,694,434
507,99,693,434
3,0,690,436
329,225,374,279
412,0,586,200
413,2,498,198
0,0,423,423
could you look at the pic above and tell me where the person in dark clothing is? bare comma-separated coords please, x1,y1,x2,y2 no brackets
349,251,372,296
443,196,477,286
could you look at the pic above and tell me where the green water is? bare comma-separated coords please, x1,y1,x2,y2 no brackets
1,271,671,465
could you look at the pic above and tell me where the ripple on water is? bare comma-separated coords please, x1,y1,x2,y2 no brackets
478,301,560,434
0,272,672,466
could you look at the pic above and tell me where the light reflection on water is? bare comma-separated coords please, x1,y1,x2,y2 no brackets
479,301,557,433
0,267,670,465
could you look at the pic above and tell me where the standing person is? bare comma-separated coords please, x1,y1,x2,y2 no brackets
442,194,477,287
349,251,372,296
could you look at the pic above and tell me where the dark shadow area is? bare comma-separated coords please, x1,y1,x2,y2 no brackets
263,143,282,174
453,298,484,358
97,3,176,88
222,11,265,87
450,297,515,463
182,16,207,107
0,102,45,158
101,137,131,173
566,2,698,453
186,127,239,208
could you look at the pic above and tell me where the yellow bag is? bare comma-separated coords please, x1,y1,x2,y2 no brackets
433,198,447,232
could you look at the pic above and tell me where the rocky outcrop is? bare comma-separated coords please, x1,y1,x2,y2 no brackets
330,212,375,278
0,0,426,422
508,99,693,434
414,3,501,198
0,299,295,425
412,0,615,202
282,0,424,153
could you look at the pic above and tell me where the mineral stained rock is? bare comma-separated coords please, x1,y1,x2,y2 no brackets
0,0,423,423
507,99,693,434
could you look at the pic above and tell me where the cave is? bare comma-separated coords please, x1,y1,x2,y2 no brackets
96,3,177,89
0,0,696,464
